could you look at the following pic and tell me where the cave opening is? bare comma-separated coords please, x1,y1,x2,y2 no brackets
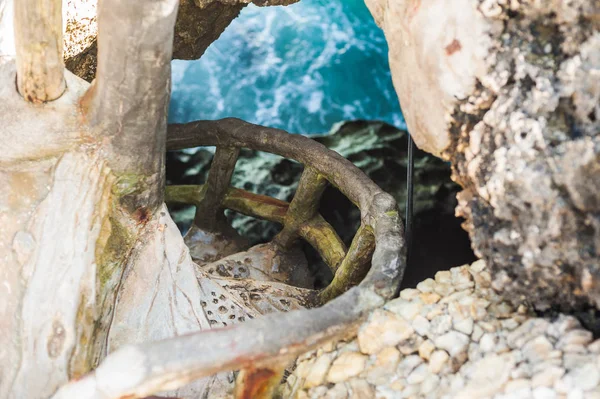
166,0,477,289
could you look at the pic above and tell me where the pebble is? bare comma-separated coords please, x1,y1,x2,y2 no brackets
304,353,333,388
364,347,400,385
357,309,414,355
434,331,470,356
412,315,431,336
416,278,435,293
430,315,453,335
480,333,497,352
400,288,421,300
435,270,452,284
428,350,449,373
531,366,565,387
406,364,429,385
418,340,436,360
420,292,441,305
397,355,423,377
454,317,474,335
326,352,367,383
567,363,600,391
434,282,455,297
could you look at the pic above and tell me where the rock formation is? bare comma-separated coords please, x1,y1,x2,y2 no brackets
368,0,600,311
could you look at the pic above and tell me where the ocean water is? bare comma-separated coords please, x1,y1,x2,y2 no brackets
168,0,405,134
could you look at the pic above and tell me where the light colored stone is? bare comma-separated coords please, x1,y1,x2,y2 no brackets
470,298,491,320
568,363,600,391
589,340,600,353
421,374,440,395
532,366,565,388
420,292,441,305
400,288,421,300
507,319,551,349
451,266,474,290
470,260,486,273
419,340,436,360
557,329,593,349
296,359,315,379
434,331,470,356
426,304,445,320
365,347,400,385
472,324,484,342
480,333,497,352
397,301,423,321
457,354,513,397
324,383,348,399
501,318,520,331
435,270,452,284
434,282,455,297
397,355,423,378
504,378,532,393
398,335,423,356
308,386,328,398
416,278,435,293
428,350,449,374
533,386,557,399
357,309,414,355
522,336,554,363
348,378,374,399
489,301,514,318
326,352,367,383
304,353,333,388
454,317,474,336
430,315,453,335
388,378,405,392
412,315,431,337
406,364,428,385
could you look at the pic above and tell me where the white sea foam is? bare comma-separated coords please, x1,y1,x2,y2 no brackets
169,0,405,135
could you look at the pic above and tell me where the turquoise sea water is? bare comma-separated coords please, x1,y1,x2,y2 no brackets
168,0,404,134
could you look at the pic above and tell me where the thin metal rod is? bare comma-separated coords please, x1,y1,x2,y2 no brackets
405,133,415,273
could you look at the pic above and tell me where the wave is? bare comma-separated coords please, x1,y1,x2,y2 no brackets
169,0,405,134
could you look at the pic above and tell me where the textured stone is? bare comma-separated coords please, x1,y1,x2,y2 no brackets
357,309,414,355
434,331,470,357
412,315,431,337
304,353,333,388
567,364,600,392
418,340,436,361
428,350,449,374
326,352,367,384
416,278,435,293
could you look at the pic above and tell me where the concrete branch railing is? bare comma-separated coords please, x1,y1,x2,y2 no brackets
166,118,406,303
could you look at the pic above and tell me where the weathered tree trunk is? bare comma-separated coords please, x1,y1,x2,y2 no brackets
368,0,600,311
0,1,404,398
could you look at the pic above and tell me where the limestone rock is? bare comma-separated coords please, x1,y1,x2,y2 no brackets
367,0,600,312
357,309,414,355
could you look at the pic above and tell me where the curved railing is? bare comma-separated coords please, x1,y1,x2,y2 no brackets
166,118,405,303
53,118,405,399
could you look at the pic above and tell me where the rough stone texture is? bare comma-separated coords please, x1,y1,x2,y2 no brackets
369,0,600,311
64,0,299,82
282,261,600,398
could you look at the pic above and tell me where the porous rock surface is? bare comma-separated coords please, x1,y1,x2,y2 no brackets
368,0,600,311
281,260,600,398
